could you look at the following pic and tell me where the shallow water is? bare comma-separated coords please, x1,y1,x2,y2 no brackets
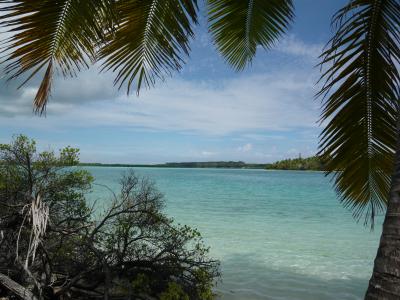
85,167,382,300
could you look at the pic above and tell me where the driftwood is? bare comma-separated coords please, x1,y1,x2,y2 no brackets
0,272,37,300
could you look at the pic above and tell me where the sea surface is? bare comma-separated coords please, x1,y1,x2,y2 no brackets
85,167,382,300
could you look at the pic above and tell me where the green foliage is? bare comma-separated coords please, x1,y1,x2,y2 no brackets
159,282,190,300
318,0,400,226
131,273,151,294
100,0,198,94
0,134,92,199
59,146,81,166
0,0,113,113
265,156,324,171
194,268,216,300
208,0,294,70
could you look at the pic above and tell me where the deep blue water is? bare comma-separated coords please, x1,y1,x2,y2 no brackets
85,167,382,300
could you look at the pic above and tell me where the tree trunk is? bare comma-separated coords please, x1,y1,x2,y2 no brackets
0,272,38,300
365,133,400,299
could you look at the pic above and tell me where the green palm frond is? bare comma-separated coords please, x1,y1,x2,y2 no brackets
100,0,198,95
318,0,400,226
0,0,112,114
207,0,294,71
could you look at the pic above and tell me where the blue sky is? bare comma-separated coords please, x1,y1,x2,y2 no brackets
0,1,347,164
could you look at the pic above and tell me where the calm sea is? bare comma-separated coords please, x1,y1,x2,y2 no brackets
85,167,382,300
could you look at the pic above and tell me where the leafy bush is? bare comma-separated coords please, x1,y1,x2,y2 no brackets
0,135,220,300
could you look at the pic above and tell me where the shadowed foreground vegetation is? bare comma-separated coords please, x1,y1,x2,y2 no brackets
0,135,219,300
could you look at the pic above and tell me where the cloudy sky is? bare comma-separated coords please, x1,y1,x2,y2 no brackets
0,1,346,164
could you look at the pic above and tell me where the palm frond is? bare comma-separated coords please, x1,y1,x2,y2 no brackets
318,0,400,227
100,0,198,95
0,0,112,114
207,0,294,71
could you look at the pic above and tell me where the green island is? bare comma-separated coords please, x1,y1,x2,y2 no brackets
264,156,324,171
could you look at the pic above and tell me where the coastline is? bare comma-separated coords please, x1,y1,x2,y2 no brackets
79,161,323,172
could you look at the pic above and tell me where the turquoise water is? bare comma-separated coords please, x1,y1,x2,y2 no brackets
86,167,382,300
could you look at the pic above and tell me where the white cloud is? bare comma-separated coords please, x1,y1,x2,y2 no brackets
0,67,320,135
237,143,253,152
0,33,324,140
201,151,217,156
240,133,285,141
274,35,323,61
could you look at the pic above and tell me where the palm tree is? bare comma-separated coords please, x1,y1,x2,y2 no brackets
0,0,399,298
318,1,399,298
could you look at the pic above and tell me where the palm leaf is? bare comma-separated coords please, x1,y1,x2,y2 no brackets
318,0,400,226
207,0,294,71
0,0,112,114
100,0,198,95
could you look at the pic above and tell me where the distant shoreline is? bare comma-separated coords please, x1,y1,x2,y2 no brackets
79,156,324,171
79,162,266,169
80,164,325,172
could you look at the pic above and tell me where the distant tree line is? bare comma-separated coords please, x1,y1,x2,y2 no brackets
265,156,324,171
80,159,326,171
79,161,267,169
163,161,249,168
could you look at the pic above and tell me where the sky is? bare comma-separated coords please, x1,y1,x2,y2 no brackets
0,1,347,164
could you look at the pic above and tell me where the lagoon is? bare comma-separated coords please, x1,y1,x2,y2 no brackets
86,167,381,300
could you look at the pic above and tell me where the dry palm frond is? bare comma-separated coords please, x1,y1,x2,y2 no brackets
100,0,198,95
318,0,400,227
207,0,294,71
33,61,53,114
26,194,49,268
16,194,49,269
0,0,113,113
